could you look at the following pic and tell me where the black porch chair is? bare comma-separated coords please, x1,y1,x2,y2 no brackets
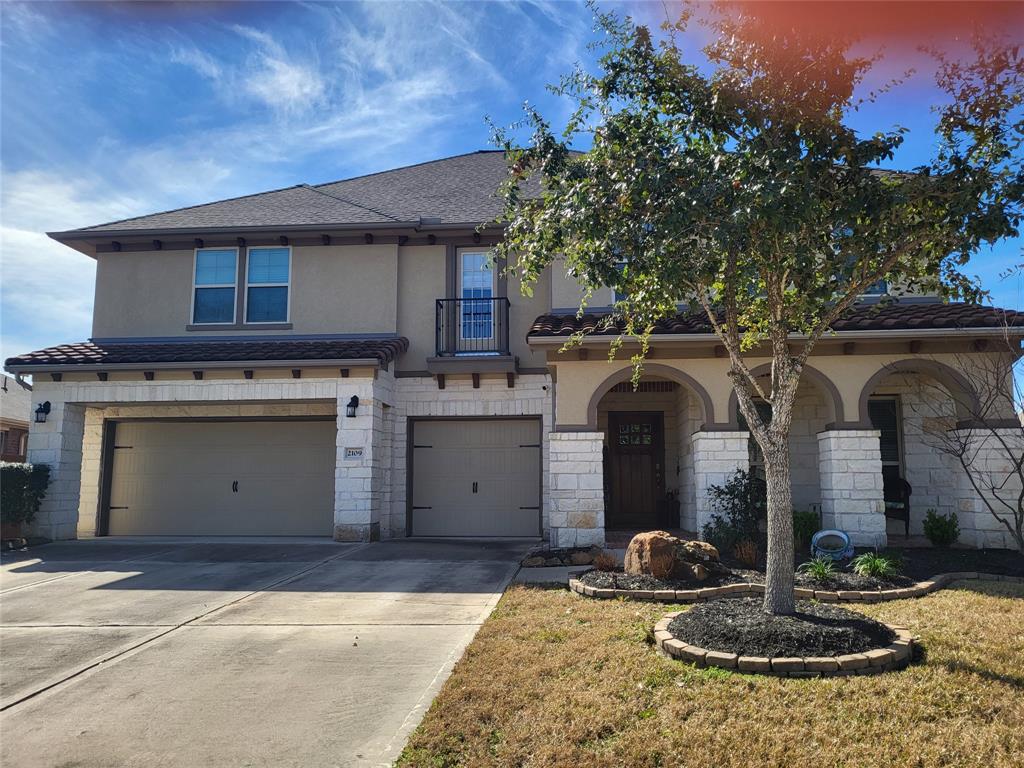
882,473,912,538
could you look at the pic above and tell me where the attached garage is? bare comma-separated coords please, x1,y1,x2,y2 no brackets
102,419,335,536
409,418,542,537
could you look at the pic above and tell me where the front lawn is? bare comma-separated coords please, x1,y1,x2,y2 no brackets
398,581,1024,767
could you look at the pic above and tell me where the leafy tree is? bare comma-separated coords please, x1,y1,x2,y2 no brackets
492,7,1024,614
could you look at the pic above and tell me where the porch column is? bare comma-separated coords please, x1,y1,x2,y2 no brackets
691,430,749,536
817,429,886,548
950,427,1023,550
24,397,86,541
548,431,605,548
333,380,385,542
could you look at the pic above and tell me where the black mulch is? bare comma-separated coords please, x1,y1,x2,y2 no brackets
878,547,1024,580
668,598,896,658
578,568,760,591
793,571,916,591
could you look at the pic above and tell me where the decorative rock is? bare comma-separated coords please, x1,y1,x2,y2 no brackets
544,557,563,567
569,551,594,566
522,556,546,567
623,531,724,581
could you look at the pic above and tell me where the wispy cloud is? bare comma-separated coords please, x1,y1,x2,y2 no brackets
169,45,223,81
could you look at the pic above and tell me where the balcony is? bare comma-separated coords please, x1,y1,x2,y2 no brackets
428,297,515,375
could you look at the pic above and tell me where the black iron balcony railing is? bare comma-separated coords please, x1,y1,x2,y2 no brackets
435,297,511,356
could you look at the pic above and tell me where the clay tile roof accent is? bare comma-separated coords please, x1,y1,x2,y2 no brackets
4,337,409,369
528,302,1022,338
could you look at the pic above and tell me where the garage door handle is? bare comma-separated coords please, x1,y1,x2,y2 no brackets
472,482,478,493
232,481,238,493
411,506,432,510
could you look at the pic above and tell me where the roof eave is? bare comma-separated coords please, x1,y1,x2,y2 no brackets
527,326,1024,345
4,357,385,375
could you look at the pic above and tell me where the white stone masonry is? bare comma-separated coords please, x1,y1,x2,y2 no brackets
817,429,886,548
691,431,750,535
548,431,605,548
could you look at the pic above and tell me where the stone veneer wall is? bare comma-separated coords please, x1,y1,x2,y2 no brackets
547,430,605,547
817,429,886,547
691,431,750,535
953,427,1024,550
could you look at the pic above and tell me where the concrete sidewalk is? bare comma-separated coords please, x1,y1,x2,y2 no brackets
0,538,528,767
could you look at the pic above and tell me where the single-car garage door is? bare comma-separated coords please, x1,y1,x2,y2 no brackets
105,419,335,536
410,419,541,537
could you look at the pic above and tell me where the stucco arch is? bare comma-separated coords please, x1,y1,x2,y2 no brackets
725,363,844,428
585,363,717,430
856,359,979,425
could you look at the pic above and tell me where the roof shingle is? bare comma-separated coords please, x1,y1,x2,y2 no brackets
59,151,520,236
528,302,1022,338
4,338,409,369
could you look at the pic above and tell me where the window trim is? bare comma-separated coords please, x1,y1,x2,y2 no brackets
190,247,240,326
243,245,292,325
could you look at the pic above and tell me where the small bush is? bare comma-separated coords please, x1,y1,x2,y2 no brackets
797,556,836,583
701,469,765,551
592,549,618,572
733,539,760,568
850,552,902,579
0,462,51,527
792,509,819,550
923,508,960,547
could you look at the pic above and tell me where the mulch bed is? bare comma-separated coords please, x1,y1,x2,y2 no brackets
794,571,916,591
878,547,1024,580
668,597,896,658
579,567,759,591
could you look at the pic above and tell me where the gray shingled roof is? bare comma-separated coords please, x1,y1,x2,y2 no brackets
58,151,519,236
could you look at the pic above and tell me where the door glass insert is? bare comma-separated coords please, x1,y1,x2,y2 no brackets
460,251,493,339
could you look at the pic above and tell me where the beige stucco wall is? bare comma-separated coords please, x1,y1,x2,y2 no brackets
92,249,193,337
550,351,1013,429
508,266,550,369
549,257,614,311
396,245,446,370
92,245,400,338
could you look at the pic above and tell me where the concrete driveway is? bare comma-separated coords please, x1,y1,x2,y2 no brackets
0,537,528,767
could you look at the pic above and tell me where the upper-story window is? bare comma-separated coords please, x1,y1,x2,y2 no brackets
460,250,493,340
192,248,238,324
245,247,290,323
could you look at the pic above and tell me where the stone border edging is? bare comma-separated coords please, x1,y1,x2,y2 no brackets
568,571,1024,603
653,612,915,677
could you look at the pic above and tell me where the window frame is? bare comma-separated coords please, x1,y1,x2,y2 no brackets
457,248,495,342
243,245,292,325
190,247,240,326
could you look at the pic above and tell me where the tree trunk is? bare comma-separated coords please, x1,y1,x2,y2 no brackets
762,446,796,615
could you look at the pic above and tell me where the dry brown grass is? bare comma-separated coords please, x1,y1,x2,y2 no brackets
397,581,1024,768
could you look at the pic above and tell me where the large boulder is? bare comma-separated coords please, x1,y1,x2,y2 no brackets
623,530,679,579
624,531,725,581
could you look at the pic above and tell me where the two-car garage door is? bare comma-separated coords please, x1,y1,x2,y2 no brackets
106,420,335,536
410,419,541,537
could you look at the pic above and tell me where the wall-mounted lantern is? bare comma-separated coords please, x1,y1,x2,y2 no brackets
34,401,51,424
345,395,359,418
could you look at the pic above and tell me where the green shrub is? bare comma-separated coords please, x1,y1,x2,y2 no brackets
701,469,765,551
792,509,819,550
850,552,902,579
923,508,960,547
0,463,51,527
797,556,835,583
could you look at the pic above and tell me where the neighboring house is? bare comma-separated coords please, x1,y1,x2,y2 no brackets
5,151,1022,548
0,374,32,462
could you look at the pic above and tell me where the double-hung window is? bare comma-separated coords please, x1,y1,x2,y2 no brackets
192,248,238,324
245,247,290,323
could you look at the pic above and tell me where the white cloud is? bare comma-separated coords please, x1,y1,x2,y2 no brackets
229,24,326,114
169,45,223,80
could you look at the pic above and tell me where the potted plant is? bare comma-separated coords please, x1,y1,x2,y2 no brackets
1,462,51,540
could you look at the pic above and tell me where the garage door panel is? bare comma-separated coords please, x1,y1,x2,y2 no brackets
108,420,334,536
411,419,540,537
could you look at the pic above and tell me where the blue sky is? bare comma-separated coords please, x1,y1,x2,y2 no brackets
1,0,1020,365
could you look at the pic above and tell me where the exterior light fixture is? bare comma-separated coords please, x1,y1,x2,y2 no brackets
346,395,359,418
34,401,51,424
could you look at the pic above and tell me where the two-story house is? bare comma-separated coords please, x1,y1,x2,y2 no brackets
6,151,1022,549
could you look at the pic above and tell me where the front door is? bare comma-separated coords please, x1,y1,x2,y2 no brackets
607,411,665,529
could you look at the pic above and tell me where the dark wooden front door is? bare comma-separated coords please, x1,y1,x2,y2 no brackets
607,411,665,529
